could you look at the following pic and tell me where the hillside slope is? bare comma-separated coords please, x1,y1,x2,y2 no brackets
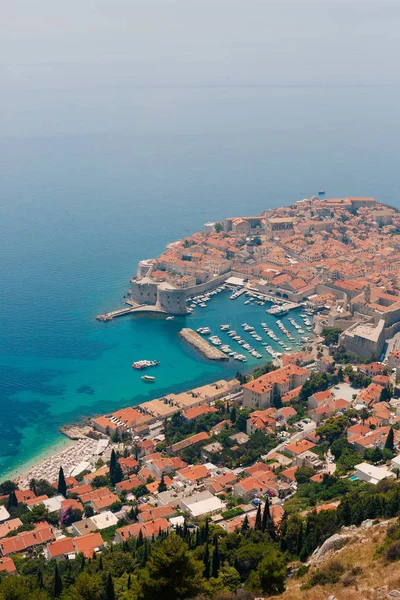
271,518,400,600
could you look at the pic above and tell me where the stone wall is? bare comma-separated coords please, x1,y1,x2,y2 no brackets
130,280,158,306
158,288,187,314
340,320,386,359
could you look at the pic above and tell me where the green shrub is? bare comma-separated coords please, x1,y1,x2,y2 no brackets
301,559,345,589
384,540,400,562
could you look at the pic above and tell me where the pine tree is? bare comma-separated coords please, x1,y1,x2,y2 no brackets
57,466,67,497
385,427,395,451
105,573,115,600
54,563,62,598
255,502,262,530
140,534,204,600
211,535,220,578
203,542,210,579
158,473,167,493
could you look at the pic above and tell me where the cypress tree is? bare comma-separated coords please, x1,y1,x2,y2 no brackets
385,427,395,451
296,523,303,556
99,555,103,571
109,449,117,482
261,498,270,533
137,528,144,547
204,518,209,543
7,490,18,510
54,563,62,598
339,496,352,526
234,555,239,572
105,573,115,600
141,541,149,567
158,473,167,493
57,466,67,497
127,573,131,589
109,449,123,485
37,570,44,590
211,535,220,578
195,527,201,547
203,542,210,579
279,511,288,551
241,514,249,532
351,500,364,525
255,502,262,530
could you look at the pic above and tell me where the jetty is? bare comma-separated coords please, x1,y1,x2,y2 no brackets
96,307,138,321
179,328,228,361
96,301,166,321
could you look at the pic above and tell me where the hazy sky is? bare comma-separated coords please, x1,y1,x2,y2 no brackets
1,0,399,139
1,0,399,86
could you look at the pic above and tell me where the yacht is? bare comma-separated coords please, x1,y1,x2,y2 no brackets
132,360,159,370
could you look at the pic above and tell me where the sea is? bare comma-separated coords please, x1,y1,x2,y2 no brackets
1,82,400,479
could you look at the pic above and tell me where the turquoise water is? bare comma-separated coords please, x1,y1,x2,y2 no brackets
349,475,359,481
1,82,400,478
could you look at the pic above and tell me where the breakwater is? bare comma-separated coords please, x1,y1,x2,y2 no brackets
179,328,229,361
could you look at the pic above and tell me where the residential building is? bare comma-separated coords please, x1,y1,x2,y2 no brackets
355,462,395,485
115,518,169,543
179,491,226,518
242,364,308,409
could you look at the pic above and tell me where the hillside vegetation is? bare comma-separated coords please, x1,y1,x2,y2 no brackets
271,517,400,600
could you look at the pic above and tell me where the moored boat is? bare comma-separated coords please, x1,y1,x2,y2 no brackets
132,360,160,370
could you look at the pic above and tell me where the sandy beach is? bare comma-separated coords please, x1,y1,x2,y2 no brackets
14,436,103,489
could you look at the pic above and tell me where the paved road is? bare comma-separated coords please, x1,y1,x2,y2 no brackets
326,449,336,474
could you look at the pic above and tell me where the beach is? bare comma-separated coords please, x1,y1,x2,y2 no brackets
14,435,102,489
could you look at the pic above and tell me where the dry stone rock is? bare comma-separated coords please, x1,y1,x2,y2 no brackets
313,534,350,561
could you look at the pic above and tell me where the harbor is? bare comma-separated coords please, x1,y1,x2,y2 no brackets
0,274,314,480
